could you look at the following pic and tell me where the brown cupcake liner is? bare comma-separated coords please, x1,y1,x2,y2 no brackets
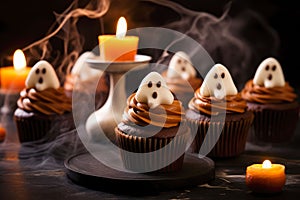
187,114,254,158
15,116,53,142
115,127,189,173
14,113,75,143
249,108,299,143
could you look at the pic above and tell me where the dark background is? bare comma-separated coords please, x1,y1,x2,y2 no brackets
1,1,300,198
0,0,299,92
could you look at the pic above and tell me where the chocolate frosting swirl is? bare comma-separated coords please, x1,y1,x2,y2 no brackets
17,87,72,115
241,80,297,104
189,88,247,116
122,93,185,128
162,71,202,93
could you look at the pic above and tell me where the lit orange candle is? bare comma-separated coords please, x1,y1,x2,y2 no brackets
0,49,31,93
98,16,139,61
246,160,286,194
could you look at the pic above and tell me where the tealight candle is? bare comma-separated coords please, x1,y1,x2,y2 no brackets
0,49,31,93
98,16,139,61
246,160,286,193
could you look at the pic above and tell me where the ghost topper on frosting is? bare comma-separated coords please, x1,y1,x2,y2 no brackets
136,72,174,109
71,51,103,81
253,57,285,88
166,51,196,80
25,60,60,91
200,63,237,99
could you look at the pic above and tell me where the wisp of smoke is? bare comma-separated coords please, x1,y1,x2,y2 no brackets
22,0,110,83
1,0,110,170
145,0,279,89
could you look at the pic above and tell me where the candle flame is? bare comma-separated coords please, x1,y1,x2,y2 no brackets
116,16,127,39
262,160,272,168
13,49,27,71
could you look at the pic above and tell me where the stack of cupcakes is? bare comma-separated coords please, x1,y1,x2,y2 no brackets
241,57,299,143
115,72,190,173
186,64,254,158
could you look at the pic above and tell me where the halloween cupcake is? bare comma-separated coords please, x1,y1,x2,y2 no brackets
64,51,109,110
14,60,74,143
115,72,190,173
241,57,299,143
186,64,254,158
162,51,202,108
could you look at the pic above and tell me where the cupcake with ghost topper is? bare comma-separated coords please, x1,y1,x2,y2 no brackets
162,51,202,108
14,60,74,143
241,57,299,143
64,51,109,110
115,72,190,173
186,63,254,158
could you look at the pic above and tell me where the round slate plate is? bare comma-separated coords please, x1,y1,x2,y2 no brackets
64,152,215,194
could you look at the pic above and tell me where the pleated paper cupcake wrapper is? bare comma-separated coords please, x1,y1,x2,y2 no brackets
249,108,299,143
187,116,253,158
14,117,53,143
115,128,188,173
14,114,75,143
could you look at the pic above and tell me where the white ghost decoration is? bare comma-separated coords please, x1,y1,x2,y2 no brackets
166,51,196,80
71,51,103,81
136,72,174,108
200,63,237,99
253,57,285,88
25,60,60,91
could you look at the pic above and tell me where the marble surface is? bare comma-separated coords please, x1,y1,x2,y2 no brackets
0,112,300,200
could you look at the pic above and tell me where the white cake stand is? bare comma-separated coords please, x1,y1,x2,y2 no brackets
85,55,151,142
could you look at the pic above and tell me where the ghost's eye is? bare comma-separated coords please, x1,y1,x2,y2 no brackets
148,81,152,88
182,67,186,72
221,72,225,79
177,59,182,64
42,68,46,74
214,73,218,79
183,60,187,64
265,65,270,71
36,68,40,74
272,65,276,71
156,81,161,88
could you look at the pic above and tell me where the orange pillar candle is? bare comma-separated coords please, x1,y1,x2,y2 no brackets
246,160,286,194
0,49,31,93
98,16,139,61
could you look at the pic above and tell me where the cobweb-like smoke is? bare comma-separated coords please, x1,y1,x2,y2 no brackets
146,0,279,89
1,0,110,170
22,0,110,83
